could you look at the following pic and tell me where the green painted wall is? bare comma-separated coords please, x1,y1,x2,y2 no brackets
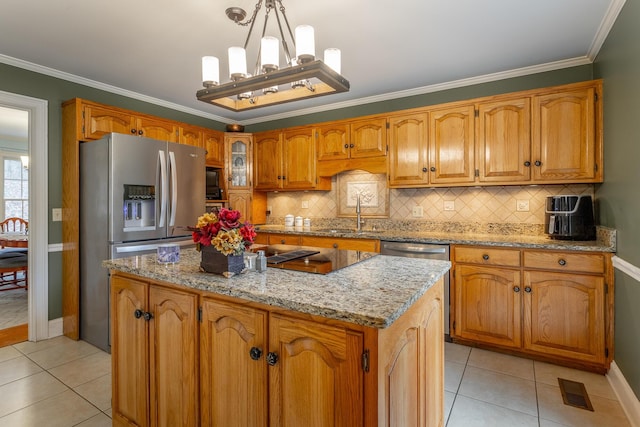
246,65,594,132
593,0,640,398
0,62,226,319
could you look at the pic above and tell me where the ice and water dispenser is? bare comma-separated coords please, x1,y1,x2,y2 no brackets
123,184,156,231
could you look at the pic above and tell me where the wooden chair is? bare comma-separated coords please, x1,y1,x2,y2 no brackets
0,217,28,234
0,253,28,291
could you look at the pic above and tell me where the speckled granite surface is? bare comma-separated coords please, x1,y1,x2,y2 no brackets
255,224,616,252
104,248,451,329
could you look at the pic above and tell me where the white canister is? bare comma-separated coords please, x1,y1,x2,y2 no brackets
294,216,303,227
303,218,311,227
284,214,294,226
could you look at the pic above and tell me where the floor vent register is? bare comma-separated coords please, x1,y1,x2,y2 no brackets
558,378,594,411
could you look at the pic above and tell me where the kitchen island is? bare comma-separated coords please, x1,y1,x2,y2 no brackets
105,247,451,427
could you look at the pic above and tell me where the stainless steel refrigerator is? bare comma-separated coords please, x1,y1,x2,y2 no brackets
80,133,205,352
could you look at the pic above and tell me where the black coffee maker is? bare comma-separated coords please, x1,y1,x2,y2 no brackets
545,195,596,240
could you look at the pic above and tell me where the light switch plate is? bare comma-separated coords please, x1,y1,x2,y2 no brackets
52,208,62,221
444,201,455,211
301,200,309,209
412,206,424,217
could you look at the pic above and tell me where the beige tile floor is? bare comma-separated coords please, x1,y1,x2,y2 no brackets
0,336,633,426
444,342,633,426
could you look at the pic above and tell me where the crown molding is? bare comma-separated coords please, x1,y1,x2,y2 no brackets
587,0,627,60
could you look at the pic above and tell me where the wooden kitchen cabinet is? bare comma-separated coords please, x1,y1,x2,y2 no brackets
387,112,430,187
451,245,613,372
476,97,532,182
227,190,266,225
428,103,476,185
203,129,225,167
254,128,329,191
111,275,199,427
300,235,380,252
532,84,601,182
178,124,203,148
83,104,177,141
266,233,301,246
316,118,387,161
200,298,268,427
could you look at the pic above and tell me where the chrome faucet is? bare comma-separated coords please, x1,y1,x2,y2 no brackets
356,194,364,232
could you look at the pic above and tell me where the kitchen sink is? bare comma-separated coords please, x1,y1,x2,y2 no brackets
316,228,383,234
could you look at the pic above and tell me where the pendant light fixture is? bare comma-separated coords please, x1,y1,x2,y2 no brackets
197,0,349,112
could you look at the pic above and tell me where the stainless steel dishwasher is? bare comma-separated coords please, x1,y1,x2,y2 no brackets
380,241,451,337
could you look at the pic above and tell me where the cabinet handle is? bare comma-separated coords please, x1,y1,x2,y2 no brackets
277,175,282,180
525,286,532,293
422,167,428,172
344,143,349,149
513,286,521,293
249,347,263,361
524,161,531,167
482,254,489,261
430,166,436,172
134,309,144,319
349,144,355,148
266,352,279,366
143,311,153,321
130,129,137,135
558,259,567,266
282,176,286,180
280,239,286,244
535,160,541,166
333,243,338,249
138,129,144,135
228,177,232,181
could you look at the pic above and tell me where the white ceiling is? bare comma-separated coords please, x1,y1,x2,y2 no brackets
0,0,625,126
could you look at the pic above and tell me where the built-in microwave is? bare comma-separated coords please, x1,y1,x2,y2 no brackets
206,167,223,200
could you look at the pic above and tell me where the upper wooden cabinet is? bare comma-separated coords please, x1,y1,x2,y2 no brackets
254,128,330,191
476,97,532,182
226,134,253,190
202,129,224,168
388,112,429,187
83,104,178,142
178,125,203,148
532,86,600,182
429,104,476,185
317,117,387,161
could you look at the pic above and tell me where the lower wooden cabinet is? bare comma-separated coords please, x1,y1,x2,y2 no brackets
111,272,444,426
451,245,612,372
111,275,199,427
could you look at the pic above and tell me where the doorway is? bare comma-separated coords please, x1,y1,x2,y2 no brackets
0,91,48,346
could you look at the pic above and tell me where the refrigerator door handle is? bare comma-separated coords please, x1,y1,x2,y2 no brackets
169,151,178,226
158,150,167,228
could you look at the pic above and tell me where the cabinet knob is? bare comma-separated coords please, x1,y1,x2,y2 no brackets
349,144,355,148
282,176,286,180
535,160,542,166
524,161,531,167
332,243,338,249
266,352,279,366
249,347,263,361
422,167,428,172
138,129,144,135
558,259,567,266
524,286,532,293
277,175,282,180
344,143,349,149
143,311,154,321
513,286,521,293
482,254,489,261
130,129,137,135
280,239,286,244
134,309,144,319
430,166,436,172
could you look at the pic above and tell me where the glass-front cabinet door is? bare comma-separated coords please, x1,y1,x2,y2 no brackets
225,134,252,190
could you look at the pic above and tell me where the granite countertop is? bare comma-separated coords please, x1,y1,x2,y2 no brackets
104,248,451,329
255,225,616,253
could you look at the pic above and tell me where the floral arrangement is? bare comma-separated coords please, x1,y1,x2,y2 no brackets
191,208,256,256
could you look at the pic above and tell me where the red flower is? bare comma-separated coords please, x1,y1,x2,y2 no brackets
239,224,256,246
218,207,242,229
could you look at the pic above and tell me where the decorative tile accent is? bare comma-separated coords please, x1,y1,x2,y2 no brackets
336,171,389,218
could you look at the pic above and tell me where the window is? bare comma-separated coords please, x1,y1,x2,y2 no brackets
3,157,29,220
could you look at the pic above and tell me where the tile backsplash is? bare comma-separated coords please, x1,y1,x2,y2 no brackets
266,171,594,229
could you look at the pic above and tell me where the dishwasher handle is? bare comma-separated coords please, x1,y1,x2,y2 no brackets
381,242,448,255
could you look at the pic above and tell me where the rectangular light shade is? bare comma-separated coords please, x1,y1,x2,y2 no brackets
196,59,349,111
324,48,341,74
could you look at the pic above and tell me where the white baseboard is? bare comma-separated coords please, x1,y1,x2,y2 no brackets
607,361,640,426
48,317,63,338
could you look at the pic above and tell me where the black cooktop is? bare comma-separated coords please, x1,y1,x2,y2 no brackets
259,244,378,275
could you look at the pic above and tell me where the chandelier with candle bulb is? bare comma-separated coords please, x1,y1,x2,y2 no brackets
197,0,349,112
